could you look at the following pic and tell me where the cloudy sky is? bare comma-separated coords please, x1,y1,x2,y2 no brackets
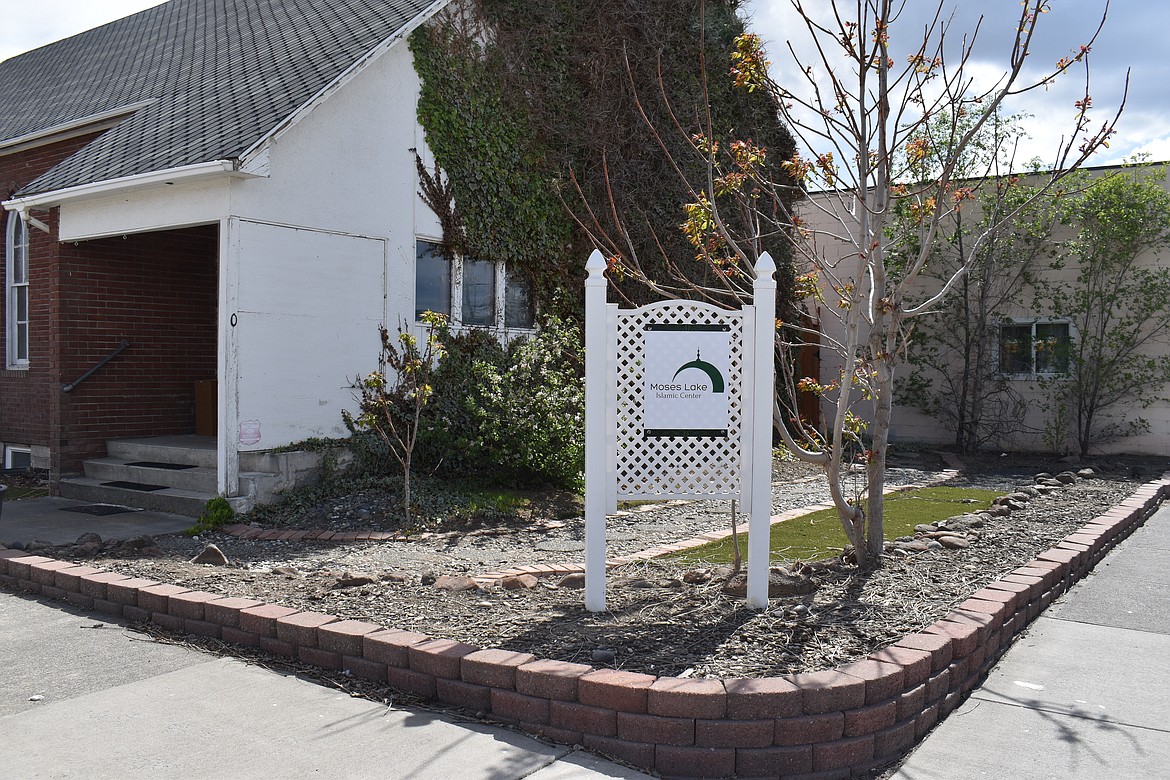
741,0,1169,167
2,0,1165,167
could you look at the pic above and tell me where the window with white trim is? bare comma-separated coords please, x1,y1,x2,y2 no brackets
4,445,32,470
5,211,30,368
414,240,534,330
999,320,1072,377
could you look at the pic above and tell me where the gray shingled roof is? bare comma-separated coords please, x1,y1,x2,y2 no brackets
0,0,441,197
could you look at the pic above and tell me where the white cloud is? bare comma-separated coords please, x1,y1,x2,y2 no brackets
0,1,164,63
740,0,1168,167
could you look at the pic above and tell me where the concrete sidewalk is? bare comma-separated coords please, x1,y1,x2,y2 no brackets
0,495,194,547
891,501,1170,779
0,592,652,780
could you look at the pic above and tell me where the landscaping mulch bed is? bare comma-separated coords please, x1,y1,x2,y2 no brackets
48,453,1165,680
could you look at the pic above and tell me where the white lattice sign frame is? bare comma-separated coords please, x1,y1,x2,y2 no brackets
583,250,777,611
614,301,749,501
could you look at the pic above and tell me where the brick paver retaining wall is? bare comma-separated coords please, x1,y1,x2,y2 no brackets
2,476,1166,779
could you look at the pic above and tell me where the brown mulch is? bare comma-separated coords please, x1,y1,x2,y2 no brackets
53,453,1165,680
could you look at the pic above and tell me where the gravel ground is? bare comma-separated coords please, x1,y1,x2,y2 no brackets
40,452,1168,679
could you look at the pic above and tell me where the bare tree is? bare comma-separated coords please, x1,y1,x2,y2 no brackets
573,0,1124,566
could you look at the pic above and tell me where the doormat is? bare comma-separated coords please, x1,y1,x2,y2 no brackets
60,504,136,516
100,481,168,492
125,461,197,470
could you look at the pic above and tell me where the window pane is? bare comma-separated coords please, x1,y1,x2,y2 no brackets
15,286,27,322
415,241,450,319
462,258,496,326
1035,323,1070,374
6,449,31,470
1000,325,1032,374
16,324,28,360
12,219,27,283
504,269,534,329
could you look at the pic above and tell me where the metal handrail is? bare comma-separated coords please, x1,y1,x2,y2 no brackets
62,339,130,393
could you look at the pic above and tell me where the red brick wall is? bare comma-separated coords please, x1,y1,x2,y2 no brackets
1,132,106,462
0,209,59,449
0,131,105,200
2,132,218,478
54,224,219,476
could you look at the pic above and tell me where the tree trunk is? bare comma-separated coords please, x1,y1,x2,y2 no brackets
866,353,895,566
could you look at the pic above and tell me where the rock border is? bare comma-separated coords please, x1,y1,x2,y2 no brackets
216,469,962,588
2,472,1165,779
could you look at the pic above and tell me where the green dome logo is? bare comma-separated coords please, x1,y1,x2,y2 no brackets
672,350,725,393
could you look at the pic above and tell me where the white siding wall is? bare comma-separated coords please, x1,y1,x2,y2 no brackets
231,220,385,449
54,39,431,486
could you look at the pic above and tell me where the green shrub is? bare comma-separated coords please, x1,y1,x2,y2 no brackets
185,496,235,537
417,318,584,489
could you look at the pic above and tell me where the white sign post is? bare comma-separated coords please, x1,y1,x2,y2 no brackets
583,250,777,610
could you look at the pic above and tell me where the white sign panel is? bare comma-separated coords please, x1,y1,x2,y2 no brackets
642,324,731,437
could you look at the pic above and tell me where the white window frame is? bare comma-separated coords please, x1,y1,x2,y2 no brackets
997,318,1075,380
4,445,32,470
414,238,535,334
5,211,30,369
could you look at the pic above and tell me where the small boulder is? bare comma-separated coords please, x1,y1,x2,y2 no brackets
271,565,299,577
119,535,155,552
937,535,970,549
591,648,617,664
1055,471,1078,484
768,573,817,596
335,571,377,588
1034,472,1054,481
418,569,437,586
937,516,971,532
1077,468,1096,479
190,543,229,566
914,523,938,534
434,575,480,592
682,569,711,584
557,572,586,589
73,541,102,559
721,576,748,597
721,572,817,598
380,570,410,583
617,577,656,589
75,532,103,546
500,574,539,590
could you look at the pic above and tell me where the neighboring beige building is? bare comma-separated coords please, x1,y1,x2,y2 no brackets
801,164,1170,456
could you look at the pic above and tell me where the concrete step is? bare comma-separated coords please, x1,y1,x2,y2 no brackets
81,458,219,494
106,436,217,469
58,476,213,517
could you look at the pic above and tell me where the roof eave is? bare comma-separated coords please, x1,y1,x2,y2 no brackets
2,159,261,213
238,0,450,167
0,99,157,157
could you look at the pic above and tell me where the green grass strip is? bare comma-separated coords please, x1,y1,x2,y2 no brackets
669,486,1002,565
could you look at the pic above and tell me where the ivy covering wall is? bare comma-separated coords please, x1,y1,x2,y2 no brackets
409,0,800,322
